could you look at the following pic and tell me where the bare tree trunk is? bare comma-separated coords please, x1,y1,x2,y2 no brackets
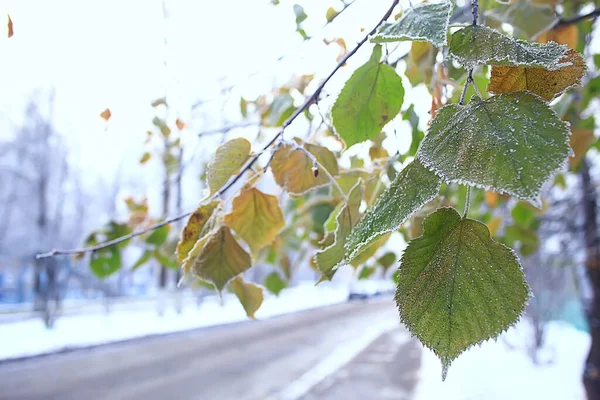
580,158,600,399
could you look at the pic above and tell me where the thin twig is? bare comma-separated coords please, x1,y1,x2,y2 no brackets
556,7,600,27
294,144,349,204
464,186,472,218
471,0,478,26
197,121,260,137
37,0,400,259
459,68,473,105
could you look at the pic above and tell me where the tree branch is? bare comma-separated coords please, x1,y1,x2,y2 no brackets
36,0,400,260
556,7,600,27
197,122,260,137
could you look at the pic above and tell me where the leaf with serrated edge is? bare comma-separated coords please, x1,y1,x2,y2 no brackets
417,92,572,207
224,187,285,256
229,276,263,319
271,141,338,195
488,49,586,101
332,45,404,148
371,1,453,47
449,25,568,70
182,225,251,292
316,181,363,279
396,208,530,380
346,159,441,262
176,201,220,264
206,138,251,195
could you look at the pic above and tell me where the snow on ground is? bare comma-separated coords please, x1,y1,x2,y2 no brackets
414,319,590,400
0,282,349,361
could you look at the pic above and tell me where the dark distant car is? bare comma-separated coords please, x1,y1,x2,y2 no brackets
348,280,394,301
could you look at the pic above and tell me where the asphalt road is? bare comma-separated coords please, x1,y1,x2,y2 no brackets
0,298,420,400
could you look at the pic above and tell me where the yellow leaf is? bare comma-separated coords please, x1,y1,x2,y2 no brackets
139,152,151,164
229,276,263,319
537,23,578,49
176,201,220,264
175,118,186,130
486,217,502,237
7,14,13,38
569,127,595,168
181,225,251,292
271,140,339,195
224,188,285,256
100,108,112,121
206,138,251,195
485,191,499,207
369,146,389,160
487,49,586,101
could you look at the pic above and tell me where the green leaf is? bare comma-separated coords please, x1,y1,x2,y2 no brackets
316,182,363,279
377,252,397,273
151,97,167,107
154,249,179,270
417,92,571,207
206,138,251,195
511,202,536,227
346,159,441,262
224,187,285,256
396,208,530,380
146,225,170,246
358,266,376,280
371,1,453,47
90,248,121,278
176,201,220,264
131,250,152,270
449,25,568,69
181,225,252,292
230,276,264,319
265,272,287,296
485,0,557,39
332,45,404,148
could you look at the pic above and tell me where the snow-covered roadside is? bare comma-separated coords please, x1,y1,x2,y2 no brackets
414,320,590,400
0,282,349,361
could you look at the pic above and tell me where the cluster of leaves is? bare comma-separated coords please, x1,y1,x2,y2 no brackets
80,0,600,380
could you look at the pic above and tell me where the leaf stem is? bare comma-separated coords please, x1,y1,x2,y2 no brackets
463,186,472,218
459,68,474,106
36,0,401,260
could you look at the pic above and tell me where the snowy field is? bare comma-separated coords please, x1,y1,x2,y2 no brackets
415,320,590,400
0,282,349,361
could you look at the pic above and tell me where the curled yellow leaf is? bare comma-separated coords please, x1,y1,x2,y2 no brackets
224,187,285,256
488,49,585,101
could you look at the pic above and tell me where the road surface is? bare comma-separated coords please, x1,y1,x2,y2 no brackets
0,298,421,400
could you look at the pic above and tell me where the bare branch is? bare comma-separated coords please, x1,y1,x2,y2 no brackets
556,7,600,27
36,0,400,259
197,121,260,137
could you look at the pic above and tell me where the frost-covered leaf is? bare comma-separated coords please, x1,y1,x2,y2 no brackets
488,49,585,101
332,45,404,148
176,201,220,264
485,0,557,39
371,1,453,47
396,207,530,380
271,141,338,195
346,160,441,262
206,138,251,195
350,233,391,268
449,25,568,70
229,276,263,319
265,272,287,296
417,92,571,206
224,187,285,256
316,182,363,279
181,225,251,292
